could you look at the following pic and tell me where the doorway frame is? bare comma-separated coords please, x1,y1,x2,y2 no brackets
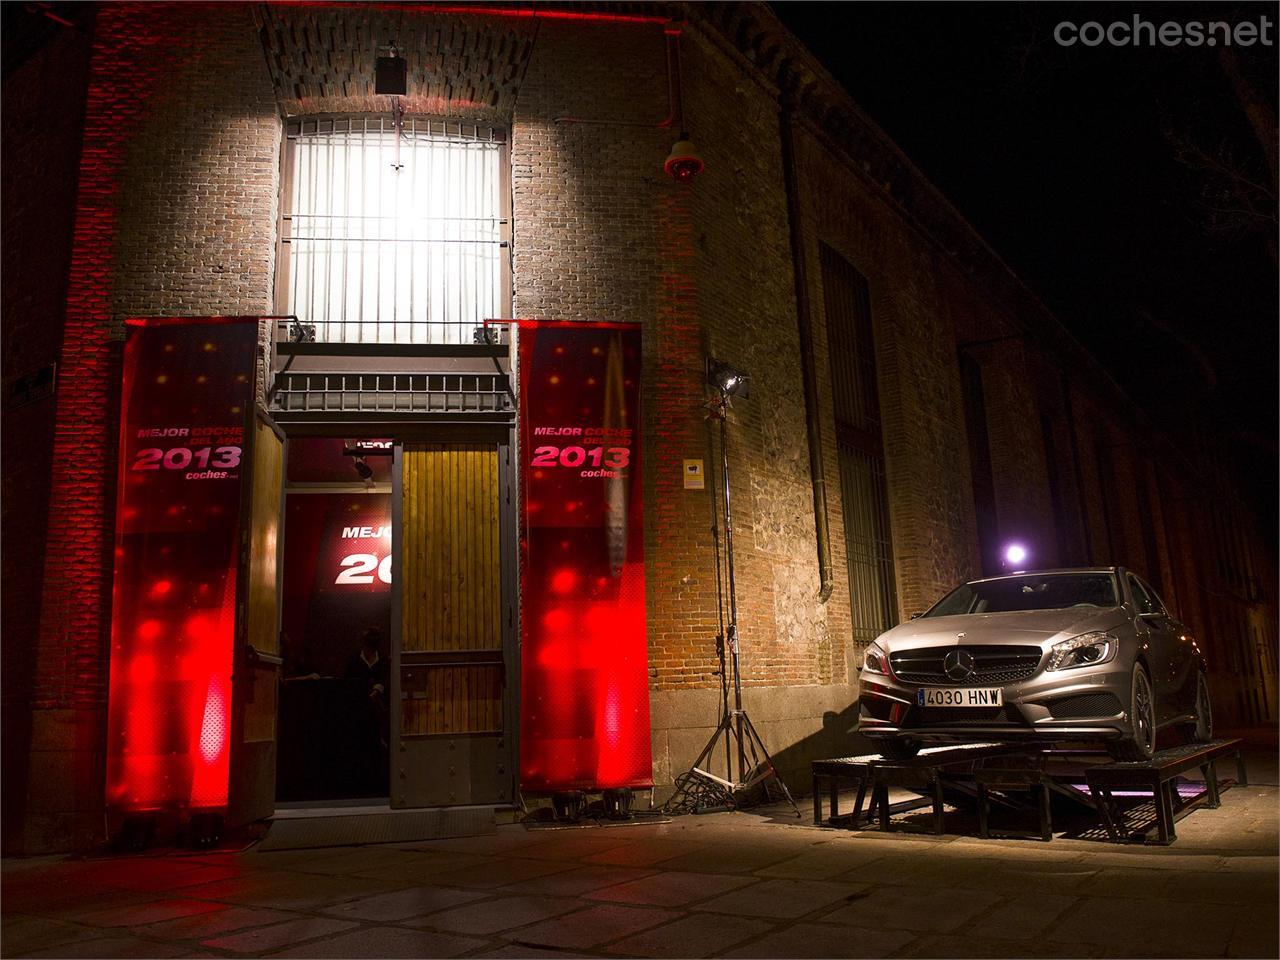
267,418,519,813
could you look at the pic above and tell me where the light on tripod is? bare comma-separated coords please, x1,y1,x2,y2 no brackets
707,358,749,398
663,355,798,818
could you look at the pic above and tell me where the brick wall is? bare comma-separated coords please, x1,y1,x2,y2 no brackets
794,123,980,623
19,2,278,853
1,16,94,855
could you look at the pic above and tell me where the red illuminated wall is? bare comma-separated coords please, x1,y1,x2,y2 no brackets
518,321,652,791
105,318,258,813
24,1,278,851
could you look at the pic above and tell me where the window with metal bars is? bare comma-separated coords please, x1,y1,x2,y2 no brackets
278,116,508,345
819,243,898,646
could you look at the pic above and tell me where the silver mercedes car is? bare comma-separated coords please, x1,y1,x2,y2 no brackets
857,567,1212,761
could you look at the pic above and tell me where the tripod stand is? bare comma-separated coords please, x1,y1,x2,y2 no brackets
668,381,800,818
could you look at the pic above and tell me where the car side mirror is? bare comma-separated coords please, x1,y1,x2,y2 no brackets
909,611,924,620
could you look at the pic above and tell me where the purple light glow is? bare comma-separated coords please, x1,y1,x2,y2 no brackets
1004,543,1028,566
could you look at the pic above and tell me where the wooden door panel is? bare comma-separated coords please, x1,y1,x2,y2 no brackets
401,664,503,735
229,413,284,827
395,442,510,808
402,444,501,654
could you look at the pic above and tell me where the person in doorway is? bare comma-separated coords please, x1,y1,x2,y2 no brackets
344,627,390,795
345,627,388,700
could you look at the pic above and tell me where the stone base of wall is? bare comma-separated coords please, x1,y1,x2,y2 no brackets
649,682,870,802
18,708,108,855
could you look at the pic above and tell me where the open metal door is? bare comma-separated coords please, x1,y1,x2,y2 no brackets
392,441,514,807
228,410,285,826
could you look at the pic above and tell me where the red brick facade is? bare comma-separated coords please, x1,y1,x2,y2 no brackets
3,2,1275,852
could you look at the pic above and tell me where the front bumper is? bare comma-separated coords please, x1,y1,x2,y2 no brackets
857,658,1133,743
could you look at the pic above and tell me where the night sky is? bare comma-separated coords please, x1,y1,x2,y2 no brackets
772,2,1277,535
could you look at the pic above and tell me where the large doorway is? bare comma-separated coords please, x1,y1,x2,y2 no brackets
269,433,517,809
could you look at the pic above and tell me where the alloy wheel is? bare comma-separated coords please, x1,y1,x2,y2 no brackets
1195,673,1213,741
1134,668,1155,755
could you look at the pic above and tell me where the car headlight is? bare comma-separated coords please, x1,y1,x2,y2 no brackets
1048,632,1117,671
862,641,890,676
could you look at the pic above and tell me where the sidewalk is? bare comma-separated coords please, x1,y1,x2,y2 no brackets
4,734,1276,959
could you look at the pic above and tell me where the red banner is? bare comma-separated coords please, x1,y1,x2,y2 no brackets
518,321,652,791
106,318,258,812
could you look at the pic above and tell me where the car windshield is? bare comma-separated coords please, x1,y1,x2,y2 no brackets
924,573,1119,616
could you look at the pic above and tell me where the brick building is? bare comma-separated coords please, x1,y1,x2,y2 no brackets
3,1,1275,854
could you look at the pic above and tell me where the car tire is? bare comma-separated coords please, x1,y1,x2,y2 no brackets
1179,671,1213,743
877,737,922,760
1108,663,1156,762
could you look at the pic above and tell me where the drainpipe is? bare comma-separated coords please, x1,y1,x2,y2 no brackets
779,89,834,604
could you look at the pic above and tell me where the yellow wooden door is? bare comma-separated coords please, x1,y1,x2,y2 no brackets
228,413,284,826
395,442,508,806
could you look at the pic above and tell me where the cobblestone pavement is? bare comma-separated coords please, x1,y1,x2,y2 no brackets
4,732,1276,959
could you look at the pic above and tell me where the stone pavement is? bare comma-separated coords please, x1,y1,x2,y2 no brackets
4,733,1277,959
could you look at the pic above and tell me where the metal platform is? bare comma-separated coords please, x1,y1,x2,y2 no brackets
811,738,1246,845
1085,738,1246,845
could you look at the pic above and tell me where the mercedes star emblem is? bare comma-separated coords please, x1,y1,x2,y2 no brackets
944,648,976,681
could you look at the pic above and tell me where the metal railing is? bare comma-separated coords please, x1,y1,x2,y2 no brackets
270,371,513,415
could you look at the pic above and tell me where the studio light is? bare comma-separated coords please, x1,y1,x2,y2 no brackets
188,812,223,849
665,355,798,817
119,814,155,852
706,357,749,398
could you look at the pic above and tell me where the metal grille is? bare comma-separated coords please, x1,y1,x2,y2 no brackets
890,645,1043,685
821,244,897,648
908,705,1019,726
282,116,506,345
1046,692,1123,719
837,441,897,646
270,372,512,414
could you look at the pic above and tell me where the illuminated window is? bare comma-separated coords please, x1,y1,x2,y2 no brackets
279,117,507,344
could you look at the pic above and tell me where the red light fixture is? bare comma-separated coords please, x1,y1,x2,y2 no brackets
664,133,704,182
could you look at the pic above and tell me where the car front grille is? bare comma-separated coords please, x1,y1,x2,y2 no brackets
889,645,1043,685
905,705,1024,727
1045,692,1123,719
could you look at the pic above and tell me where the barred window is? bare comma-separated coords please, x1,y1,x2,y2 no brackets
820,243,898,646
279,117,507,345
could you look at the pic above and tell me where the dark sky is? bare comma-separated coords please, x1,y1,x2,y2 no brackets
772,2,1277,531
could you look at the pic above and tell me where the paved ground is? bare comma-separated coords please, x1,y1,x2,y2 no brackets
4,731,1276,959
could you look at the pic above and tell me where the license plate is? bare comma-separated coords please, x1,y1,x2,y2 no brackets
917,687,1003,707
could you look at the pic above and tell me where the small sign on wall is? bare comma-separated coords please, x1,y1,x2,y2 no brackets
683,459,705,490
